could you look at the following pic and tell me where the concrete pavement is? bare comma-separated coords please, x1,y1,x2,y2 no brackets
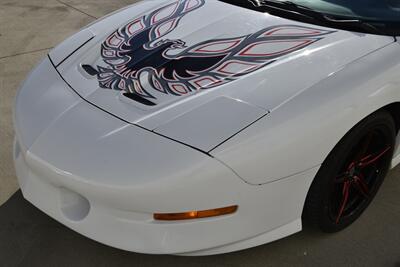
1,0,400,266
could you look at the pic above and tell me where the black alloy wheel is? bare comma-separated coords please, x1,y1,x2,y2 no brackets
303,111,396,232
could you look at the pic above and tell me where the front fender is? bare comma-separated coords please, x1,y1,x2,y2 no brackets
211,42,400,185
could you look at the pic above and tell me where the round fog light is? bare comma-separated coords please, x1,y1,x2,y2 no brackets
59,188,90,222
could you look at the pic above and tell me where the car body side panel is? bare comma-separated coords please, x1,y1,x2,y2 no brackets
212,42,400,185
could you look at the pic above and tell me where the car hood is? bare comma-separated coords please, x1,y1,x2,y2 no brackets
50,0,394,152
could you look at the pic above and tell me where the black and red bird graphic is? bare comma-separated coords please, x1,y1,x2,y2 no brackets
94,0,333,100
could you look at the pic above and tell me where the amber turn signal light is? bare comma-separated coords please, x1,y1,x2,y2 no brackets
154,205,238,221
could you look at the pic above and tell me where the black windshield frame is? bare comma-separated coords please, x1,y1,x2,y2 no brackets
219,0,400,36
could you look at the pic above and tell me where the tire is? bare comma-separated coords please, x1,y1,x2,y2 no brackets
303,111,396,233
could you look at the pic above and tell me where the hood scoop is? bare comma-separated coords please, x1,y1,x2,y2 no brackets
122,92,157,106
82,64,99,77
82,64,157,106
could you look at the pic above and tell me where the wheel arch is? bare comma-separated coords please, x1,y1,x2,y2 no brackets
302,105,400,230
382,102,400,132
306,101,400,188
302,102,400,222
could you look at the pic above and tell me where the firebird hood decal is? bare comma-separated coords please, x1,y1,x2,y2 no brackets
94,0,333,101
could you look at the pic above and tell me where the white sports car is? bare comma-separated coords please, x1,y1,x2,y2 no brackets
13,0,400,255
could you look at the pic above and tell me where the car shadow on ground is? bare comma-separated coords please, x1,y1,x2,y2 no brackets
0,190,399,267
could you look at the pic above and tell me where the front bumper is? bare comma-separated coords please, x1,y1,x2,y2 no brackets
13,57,319,255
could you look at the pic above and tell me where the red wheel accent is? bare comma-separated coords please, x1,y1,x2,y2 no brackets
358,146,391,169
304,111,396,232
336,181,350,224
333,143,391,224
353,174,370,198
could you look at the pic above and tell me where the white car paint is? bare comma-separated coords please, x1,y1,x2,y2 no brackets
13,0,400,255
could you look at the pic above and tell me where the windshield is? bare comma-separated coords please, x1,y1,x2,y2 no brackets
220,0,400,36
280,0,400,20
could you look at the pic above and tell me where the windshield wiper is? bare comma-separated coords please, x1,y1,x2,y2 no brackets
321,16,385,35
249,0,385,35
248,0,327,22
251,0,317,12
